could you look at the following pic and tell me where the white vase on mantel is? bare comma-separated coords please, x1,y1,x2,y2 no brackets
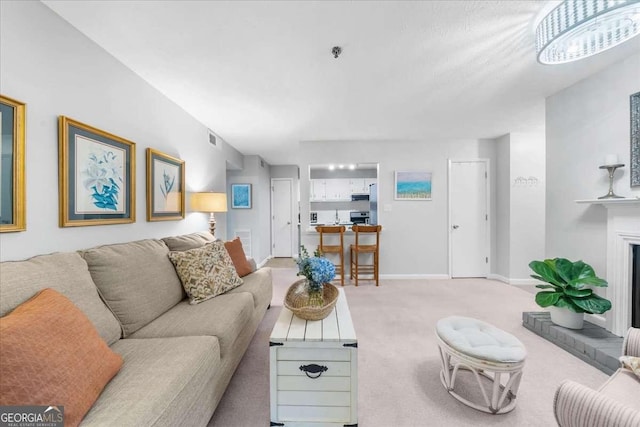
548,306,584,329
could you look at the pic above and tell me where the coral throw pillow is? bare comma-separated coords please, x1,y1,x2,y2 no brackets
224,237,253,277
0,288,123,427
168,240,244,304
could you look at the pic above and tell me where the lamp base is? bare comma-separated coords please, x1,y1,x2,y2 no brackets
209,212,216,238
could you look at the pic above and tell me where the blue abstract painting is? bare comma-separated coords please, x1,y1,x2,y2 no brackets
232,184,251,208
395,171,432,200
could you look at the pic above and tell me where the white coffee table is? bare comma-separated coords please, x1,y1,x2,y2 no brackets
269,288,358,426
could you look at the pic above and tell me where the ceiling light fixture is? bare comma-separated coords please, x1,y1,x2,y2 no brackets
536,0,640,64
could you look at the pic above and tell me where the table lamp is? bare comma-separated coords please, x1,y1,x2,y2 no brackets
190,192,227,237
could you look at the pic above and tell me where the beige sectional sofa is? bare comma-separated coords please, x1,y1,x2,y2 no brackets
554,327,640,427
0,232,272,426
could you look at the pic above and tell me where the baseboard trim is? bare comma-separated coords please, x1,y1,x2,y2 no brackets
257,256,273,269
380,274,451,280
509,278,539,286
487,274,538,286
487,274,509,283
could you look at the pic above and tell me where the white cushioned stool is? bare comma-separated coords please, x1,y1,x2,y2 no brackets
436,316,526,414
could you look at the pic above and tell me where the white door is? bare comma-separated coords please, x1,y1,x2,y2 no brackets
272,179,293,257
449,160,489,277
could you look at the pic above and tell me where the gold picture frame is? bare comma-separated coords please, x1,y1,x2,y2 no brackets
146,148,185,221
58,116,136,227
0,95,26,233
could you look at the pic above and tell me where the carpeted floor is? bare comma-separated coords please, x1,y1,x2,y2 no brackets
208,269,609,427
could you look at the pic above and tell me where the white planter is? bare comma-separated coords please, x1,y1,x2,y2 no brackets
548,306,584,329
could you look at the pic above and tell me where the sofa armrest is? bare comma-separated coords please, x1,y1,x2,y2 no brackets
623,327,640,357
554,380,640,427
246,257,257,273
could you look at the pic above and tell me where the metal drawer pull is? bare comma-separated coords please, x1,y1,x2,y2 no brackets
299,364,328,379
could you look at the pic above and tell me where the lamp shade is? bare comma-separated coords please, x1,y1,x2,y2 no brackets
190,192,228,213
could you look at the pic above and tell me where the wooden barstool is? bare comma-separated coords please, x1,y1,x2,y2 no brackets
315,225,346,286
350,225,382,286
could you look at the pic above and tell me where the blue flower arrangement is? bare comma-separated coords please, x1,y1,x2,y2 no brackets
296,246,336,292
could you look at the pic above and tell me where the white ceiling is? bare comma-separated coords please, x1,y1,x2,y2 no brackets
43,0,640,165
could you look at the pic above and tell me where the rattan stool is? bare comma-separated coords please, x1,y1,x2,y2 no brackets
436,316,526,414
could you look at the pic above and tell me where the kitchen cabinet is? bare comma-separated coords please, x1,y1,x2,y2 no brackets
310,179,326,201
324,179,350,201
349,178,366,194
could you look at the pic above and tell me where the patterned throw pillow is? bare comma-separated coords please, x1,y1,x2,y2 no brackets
168,240,244,304
620,356,640,380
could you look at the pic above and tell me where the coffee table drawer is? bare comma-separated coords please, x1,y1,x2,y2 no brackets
277,360,351,377
278,391,351,406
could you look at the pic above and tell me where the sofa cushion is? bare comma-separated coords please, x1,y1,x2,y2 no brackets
81,239,184,337
0,289,123,426
225,266,273,308
162,231,214,252
224,237,253,277
82,336,219,426
127,292,254,358
0,252,121,345
599,368,640,411
168,241,244,305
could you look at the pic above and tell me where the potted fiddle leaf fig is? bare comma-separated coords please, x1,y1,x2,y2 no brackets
529,258,611,329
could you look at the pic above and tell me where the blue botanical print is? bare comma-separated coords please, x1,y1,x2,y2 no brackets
160,170,175,200
82,149,123,211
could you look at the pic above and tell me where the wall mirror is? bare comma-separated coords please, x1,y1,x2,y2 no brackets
308,163,379,226
0,95,26,232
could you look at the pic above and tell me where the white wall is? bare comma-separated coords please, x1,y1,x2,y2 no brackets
495,134,511,279
299,139,497,276
508,131,546,280
493,131,546,283
227,155,272,263
546,53,640,275
0,1,240,261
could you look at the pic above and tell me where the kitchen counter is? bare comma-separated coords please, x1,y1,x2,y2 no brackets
304,224,380,234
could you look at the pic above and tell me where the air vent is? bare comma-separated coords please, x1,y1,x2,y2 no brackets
207,129,217,147
234,229,252,257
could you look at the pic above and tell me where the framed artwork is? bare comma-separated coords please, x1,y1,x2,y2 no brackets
394,170,432,200
146,148,185,221
0,95,26,232
231,183,252,209
631,91,640,187
58,116,135,227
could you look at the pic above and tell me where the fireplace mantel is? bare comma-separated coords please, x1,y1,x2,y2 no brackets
575,197,640,206
575,198,640,336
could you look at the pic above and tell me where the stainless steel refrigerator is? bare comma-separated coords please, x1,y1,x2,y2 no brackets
369,183,377,225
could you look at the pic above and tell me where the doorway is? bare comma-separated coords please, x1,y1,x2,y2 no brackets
271,178,293,257
448,159,490,278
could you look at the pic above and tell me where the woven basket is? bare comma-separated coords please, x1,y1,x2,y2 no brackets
284,279,339,321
